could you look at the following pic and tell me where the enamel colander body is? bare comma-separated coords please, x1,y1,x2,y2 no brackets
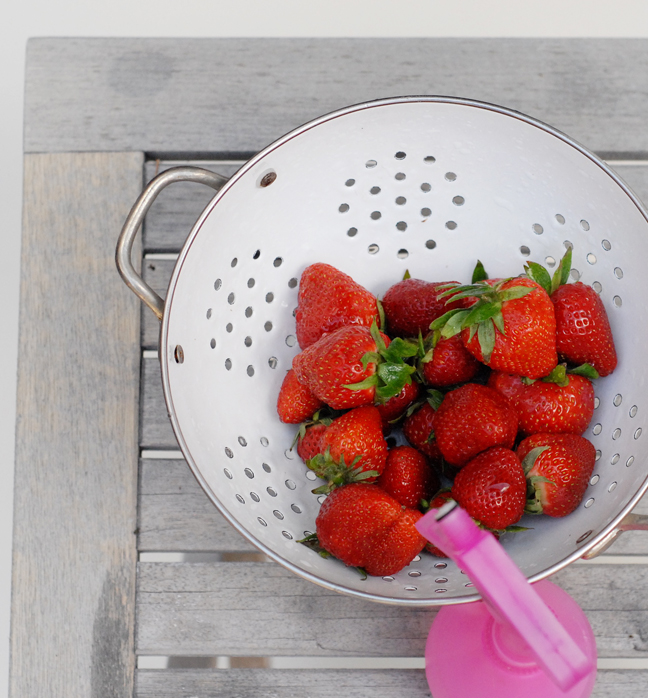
157,96,648,605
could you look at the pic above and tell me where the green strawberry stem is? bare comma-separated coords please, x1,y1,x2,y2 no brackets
297,534,368,578
417,328,441,364
307,449,380,494
569,363,599,380
297,532,332,558
403,388,445,421
344,320,418,403
520,445,557,515
520,446,550,476
430,279,533,363
289,409,338,451
472,259,489,283
524,247,573,295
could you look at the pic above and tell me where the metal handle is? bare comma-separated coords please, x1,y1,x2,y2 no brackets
581,512,648,559
116,166,228,320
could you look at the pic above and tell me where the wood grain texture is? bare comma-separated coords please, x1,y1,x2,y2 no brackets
23,38,648,158
135,561,648,657
138,459,255,553
140,356,178,450
135,668,648,698
10,152,143,698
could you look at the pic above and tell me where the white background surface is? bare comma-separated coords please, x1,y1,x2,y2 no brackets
4,1,648,694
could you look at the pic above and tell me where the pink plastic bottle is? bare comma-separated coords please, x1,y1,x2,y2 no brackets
415,501,597,698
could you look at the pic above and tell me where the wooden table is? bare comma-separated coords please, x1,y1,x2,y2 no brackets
11,38,648,697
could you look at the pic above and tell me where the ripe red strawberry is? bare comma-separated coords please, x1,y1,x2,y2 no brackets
276,369,324,424
551,282,617,377
524,247,617,377
382,276,465,337
295,263,379,349
517,433,596,517
375,380,420,432
314,483,427,576
424,491,454,557
377,445,440,509
296,423,328,462
433,276,557,379
402,399,443,462
433,383,518,467
292,323,417,410
488,368,595,436
451,447,527,530
306,406,388,493
419,333,480,387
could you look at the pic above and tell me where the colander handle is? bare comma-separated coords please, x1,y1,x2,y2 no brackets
581,512,648,559
116,166,228,320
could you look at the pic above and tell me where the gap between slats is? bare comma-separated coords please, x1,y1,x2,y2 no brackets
136,656,648,670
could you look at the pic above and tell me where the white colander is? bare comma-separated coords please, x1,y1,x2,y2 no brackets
117,96,648,606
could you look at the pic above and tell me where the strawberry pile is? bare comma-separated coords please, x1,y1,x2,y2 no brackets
277,251,617,577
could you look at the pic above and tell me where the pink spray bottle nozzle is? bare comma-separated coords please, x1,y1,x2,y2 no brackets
415,502,597,698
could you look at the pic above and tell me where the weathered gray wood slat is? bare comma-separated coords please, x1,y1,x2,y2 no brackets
138,459,255,553
135,668,648,698
136,561,648,657
140,356,178,449
135,669,431,698
617,164,648,207
11,152,143,698
23,38,648,158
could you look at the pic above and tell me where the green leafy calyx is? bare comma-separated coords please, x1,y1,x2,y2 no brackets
306,448,379,495
524,247,573,295
430,279,533,364
344,320,418,403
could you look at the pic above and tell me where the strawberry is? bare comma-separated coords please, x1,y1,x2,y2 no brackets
551,282,617,377
433,383,518,467
292,322,417,410
488,366,595,436
276,369,324,424
381,275,465,337
517,433,596,517
295,263,379,349
433,276,557,379
424,491,454,557
296,422,328,462
306,406,388,493
451,447,527,530
314,483,427,576
402,395,444,462
375,380,420,432
524,247,617,377
419,333,480,387
377,445,440,509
